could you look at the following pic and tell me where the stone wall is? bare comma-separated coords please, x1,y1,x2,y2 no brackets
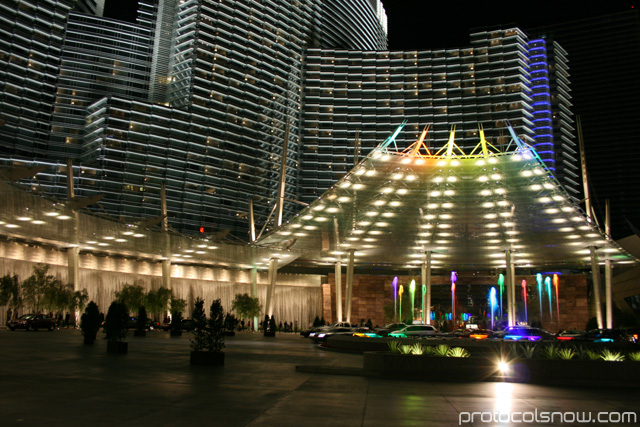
323,272,589,331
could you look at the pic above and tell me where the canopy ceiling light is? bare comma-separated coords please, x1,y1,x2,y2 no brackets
258,122,638,270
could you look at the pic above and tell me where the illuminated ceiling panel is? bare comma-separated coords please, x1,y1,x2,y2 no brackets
258,123,638,270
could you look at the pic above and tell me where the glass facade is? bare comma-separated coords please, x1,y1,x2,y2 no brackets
300,28,579,203
0,1,577,241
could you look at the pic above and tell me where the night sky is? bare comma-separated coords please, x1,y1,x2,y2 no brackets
383,0,638,50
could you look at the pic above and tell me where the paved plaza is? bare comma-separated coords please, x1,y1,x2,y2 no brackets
0,329,637,426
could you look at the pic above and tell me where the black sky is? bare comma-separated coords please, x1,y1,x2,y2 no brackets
383,0,638,50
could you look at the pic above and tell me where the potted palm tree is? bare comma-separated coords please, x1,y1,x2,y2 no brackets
104,300,129,353
80,301,101,345
190,298,225,365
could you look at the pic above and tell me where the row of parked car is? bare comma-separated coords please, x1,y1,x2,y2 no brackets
301,321,640,344
5,313,197,332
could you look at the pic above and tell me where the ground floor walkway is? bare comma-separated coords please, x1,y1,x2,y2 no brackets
0,329,637,426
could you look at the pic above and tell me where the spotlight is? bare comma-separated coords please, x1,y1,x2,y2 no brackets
498,360,510,374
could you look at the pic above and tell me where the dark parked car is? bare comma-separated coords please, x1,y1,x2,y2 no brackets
574,329,633,343
161,318,195,331
373,323,407,337
8,314,57,331
312,327,359,343
127,317,161,330
502,326,555,341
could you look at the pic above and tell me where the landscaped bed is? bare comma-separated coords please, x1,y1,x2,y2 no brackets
325,336,640,387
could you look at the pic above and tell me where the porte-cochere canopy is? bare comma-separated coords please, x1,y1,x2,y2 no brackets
258,122,638,270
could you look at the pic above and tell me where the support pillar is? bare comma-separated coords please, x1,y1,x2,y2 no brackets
66,159,80,326
161,183,171,318
335,261,343,322
589,246,604,329
344,249,355,323
605,258,613,329
265,257,278,317
505,250,515,327
251,266,258,331
604,199,613,329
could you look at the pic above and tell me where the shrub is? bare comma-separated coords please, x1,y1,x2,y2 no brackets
387,340,401,354
135,306,147,333
519,343,537,358
433,344,450,357
410,343,425,355
208,299,225,353
539,344,556,359
80,301,101,343
447,347,470,358
600,349,625,362
190,297,210,352
104,301,128,342
399,345,412,355
586,350,601,360
557,347,576,360
628,351,640,362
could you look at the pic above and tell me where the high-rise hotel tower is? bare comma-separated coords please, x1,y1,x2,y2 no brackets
0,1,577,240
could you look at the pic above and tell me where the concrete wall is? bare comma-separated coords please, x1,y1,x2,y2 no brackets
323,272,589,331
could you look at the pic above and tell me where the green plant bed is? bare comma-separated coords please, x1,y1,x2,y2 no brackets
190,351,224,366
363,352,496,382
504,358,640,387
363,352,640,387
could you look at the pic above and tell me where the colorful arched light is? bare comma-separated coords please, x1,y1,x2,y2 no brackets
536,273,543,322
409,279,416,323
392,276,398,322
498,273,505,320
521,280,528,325
489,287,498,330
544,276,552,320
451,271,457,323
398,284,404,322
553,274,560,323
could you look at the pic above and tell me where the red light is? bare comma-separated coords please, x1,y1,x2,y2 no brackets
556,336,574,341
199,226,204,233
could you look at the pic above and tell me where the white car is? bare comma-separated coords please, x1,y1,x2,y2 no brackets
389,325,438,338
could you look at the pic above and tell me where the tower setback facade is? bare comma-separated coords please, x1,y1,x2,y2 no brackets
0,1,578,240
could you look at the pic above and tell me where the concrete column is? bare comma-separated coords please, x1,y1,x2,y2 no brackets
589,246,604,329
335,260,343,322
265,258,278,317
344,249,355,323
251,266,258,331
505,250,514,327
605,258,613,329
66,160,80,326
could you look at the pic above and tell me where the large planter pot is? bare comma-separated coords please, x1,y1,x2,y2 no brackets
264,331,276,337
83,334,97,345
134,330,146,337
170,330,182,337
107,341,128,354
190,351,224,366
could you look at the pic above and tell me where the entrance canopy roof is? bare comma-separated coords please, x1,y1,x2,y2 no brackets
258,123,638,271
